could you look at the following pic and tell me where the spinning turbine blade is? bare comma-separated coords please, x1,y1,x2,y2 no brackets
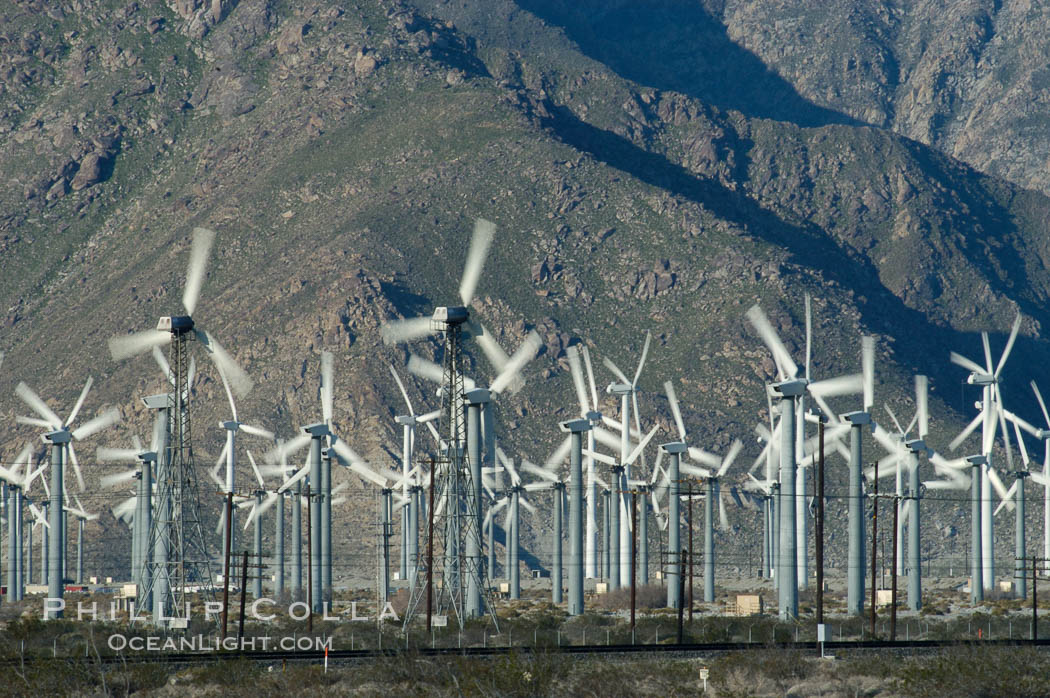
66,377,93,427
490,330,542,394
746,304,798,380
581,345,599,409
152,346,174,385
808,373,863,398
862,336,875,411
625,424,660,466
389,364,416,417
459,218,495,306
246,451,266,487
632,330,651,386
17,416,55,429
602,357,631,385
567,346,590,416
320,351,334,424
805,293,812,381
981,332,993,373
664,381,687,441
949,351,985,376
100,469,138,489
949,412,984,451
381,317,434,345
183,227,216,316
916,375,929,439
67,442,86,491
995,314,1022,378
96,446,140,462
544,436,573,471
1033,380,1050,428
198,330,253,397
239,423,275,441
71,407,121,441
407,354,446,384
717,440,744,478
109,330,170,361
15,382,62,430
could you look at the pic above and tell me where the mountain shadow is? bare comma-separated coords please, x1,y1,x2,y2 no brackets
516,0,859,128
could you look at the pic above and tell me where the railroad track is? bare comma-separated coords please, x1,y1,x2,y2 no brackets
9,637,1050,667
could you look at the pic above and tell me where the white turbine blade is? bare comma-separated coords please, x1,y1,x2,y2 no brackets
331,439,365,468
808,373,863,398
652,449,665,483
199,330,253,397
997,393,1015,472
884,404,904,434
417,409,441,423
71,407,121,441
593,473,611,490
593,425,623,451
278,463,311,493
182,227,216,316
216,358,238,421
521,459,559,482
15,382,62,429
331,496,348,506
425,420,442,447
949,412,985,452
602,357,631,386
680,462,712,479
96,446,140,463
1034,381,1050,428
718,490,729,532
131,434,144,452
246,450,266,487
688,447,722,469
949,351,985,376
100,469,139,489
239,423,274,441
625,425,660,466
497,449,520,485
66,376,94,427
995,481,1018,517
331,482,349,497
664,381,687,441
29,503,48,528
389,364,416,417
987,467,1011,504
745,304,797,380
66,442,86,491
381,317,435,345
1005,408,1041,439
567,345,590,416
916,375,929,439
265,433,310,463
995,314,1022,378
804,293,812,381
717,440,744,478
862,336,875,411
1030,472,1050,488
544,436,573,471
581,345,599,410
870,422,901,456
407,354,445,384
925,478,969,491
459,218,495,306
519,495,537,516
583,449,618,466
632,330,652,386
109,330,170,361
113,496,137,521
215,506,227,535
490,330,542,395
524,482,555,493
152,346,175,385
473,321,512,375
17,416,55,429
321,351,334,424
600,415,642,439
981,332,994,373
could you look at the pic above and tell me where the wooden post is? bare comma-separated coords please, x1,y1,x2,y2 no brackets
238,550,249,643
816,419,825,626
306,484,313,634
426,458,435,635
1034,555,1038,641
891,495,899,641
221,492,233,641
870,461,878,638
630,492,637,636
677,547,686,644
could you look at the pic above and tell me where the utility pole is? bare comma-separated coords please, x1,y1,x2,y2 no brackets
870,461,878,638
891,496,899,641
221,492,233,641
677,547,686,644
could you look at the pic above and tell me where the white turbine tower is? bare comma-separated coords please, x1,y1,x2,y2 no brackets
565,344,607,579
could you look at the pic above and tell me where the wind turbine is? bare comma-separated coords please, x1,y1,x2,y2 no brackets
107,226,253,625
0,445,45,601
1012,381,1050,575
689,440,744,602
388,365,440,585
948,313,1022,592
14,379,120,617
746,301,862,619
602,330,654,588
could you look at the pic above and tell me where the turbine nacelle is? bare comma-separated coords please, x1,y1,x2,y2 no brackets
905,439,931,456
395,414,416,425
607,382,632,396
141,394,170,410
965,454,987,467
659,441,687,455
157,315,194,334
770,379,807,398
43,428,72,445
967,373,996,386
136,451,158,464
432,306,468,325
559,418,591,433
301,422,330,438
463,388,491,404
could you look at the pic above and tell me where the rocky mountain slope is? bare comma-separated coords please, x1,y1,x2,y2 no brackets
1,0,1049,586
